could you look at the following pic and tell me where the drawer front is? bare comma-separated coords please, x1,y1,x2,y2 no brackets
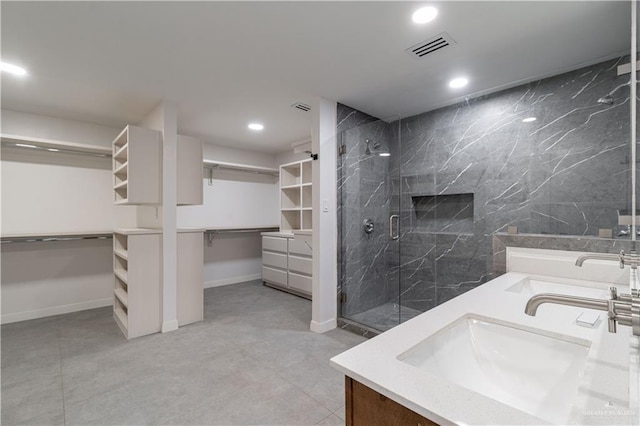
262,236,288,253
262,251,287,269
288,255,312,275
288,272,312,294
289,238,312,256
263,266,288,286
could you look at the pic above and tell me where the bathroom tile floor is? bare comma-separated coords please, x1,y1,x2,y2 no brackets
1,280,367,426
348,302,422,332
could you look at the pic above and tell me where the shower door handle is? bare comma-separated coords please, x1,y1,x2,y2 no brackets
389,215,399,240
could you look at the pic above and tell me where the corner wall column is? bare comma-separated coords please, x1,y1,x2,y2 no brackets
138,101,179,333
310,97,338,333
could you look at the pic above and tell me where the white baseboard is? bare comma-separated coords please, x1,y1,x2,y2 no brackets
204,273,262,289
161,319,179,333
1,298,113,324
310,318,337,334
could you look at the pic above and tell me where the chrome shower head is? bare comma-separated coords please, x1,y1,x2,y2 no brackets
364,139,381,155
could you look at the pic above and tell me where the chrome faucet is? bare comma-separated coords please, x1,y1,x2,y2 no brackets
575,250,640,269
524,252,640,336
525,287,637,334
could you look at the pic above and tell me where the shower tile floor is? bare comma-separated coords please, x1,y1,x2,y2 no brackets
348,302,423,332
1,280,368,426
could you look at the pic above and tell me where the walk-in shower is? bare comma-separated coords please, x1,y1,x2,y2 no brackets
337,53,633,334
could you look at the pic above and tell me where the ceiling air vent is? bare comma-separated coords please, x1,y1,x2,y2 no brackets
406,32,456,59
291,102,311,112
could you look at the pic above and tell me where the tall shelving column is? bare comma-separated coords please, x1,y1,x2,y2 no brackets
279,159,313,231
112,125,162,205
112,125,163,339
112,229,162,339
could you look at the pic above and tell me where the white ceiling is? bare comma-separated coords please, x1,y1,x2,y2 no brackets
0,1,631,153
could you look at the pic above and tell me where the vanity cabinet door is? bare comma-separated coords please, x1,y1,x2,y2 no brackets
345,377,437,426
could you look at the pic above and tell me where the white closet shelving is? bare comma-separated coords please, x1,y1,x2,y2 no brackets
1,133,112,156
203,159,279,175
112,125,162,205
112,229,162,339
280,159,313,231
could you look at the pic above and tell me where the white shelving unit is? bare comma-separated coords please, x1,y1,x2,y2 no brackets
177,229,204,326
178,135,204,206
112,229,162,339
279,159,313,231
203,159,279,175
112,125,162,205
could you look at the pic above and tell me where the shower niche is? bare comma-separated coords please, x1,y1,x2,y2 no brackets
411,193,474,234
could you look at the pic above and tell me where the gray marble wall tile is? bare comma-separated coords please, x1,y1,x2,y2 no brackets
337,56,632,331
492,234,634,277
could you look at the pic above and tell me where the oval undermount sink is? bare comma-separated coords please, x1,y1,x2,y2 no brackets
506,278,608,298
397,315,591,424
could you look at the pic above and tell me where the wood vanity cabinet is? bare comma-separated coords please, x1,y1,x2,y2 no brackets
345,377,438,426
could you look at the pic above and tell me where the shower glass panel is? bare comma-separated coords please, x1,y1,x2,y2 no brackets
337,110,415,331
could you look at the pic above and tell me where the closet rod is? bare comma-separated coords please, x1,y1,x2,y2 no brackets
205,227,279,235
1,141,112,158
1,234,113,244
205,227,279,246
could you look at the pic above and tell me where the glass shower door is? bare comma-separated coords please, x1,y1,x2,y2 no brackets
337,111,403,332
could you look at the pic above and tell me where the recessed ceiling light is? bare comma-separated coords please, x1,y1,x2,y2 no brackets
248,123,264,131
15,143,37,148
412,6,438,24
1,61,27,76
522,117,537,123
379,152,391,157
449,77,468,89
48,148,60,152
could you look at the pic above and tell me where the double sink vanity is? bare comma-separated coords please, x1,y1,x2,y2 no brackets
331,247,640,425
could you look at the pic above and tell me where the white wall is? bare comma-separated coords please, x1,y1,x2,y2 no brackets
1,109,122,323
180,141,281,287
1,109,120,147
275,149,309,166
1,239,113,323
203,142,277,168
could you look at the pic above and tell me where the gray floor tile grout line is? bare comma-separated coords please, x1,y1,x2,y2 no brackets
55,318,68,426
275,369,337,418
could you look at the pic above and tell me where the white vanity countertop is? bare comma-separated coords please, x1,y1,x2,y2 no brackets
331,272,637,425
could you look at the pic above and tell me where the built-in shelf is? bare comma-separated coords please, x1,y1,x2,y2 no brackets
114,288,129,307
203,159,279,175
114,307,128,332
114,162,128,175
114,268,128,283
279,159,313,231
112,125,161,205
113,248,128,260
0,133,112,156
113,145,128,160
112,231,161,339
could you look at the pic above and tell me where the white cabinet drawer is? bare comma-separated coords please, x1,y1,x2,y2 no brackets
262,236,288,253
262,251,287,269
288,272,312,294
289,238,312,256
288,255,312,275
262,266,288,286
